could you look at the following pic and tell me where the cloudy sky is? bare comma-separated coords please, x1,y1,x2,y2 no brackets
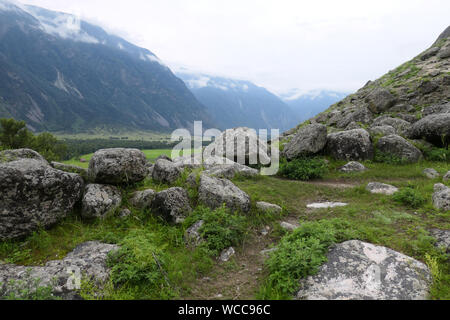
19,0,450,95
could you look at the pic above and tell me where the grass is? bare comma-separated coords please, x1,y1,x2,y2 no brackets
0,157,449,300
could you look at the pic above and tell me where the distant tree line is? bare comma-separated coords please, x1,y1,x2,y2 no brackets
0,118,67,162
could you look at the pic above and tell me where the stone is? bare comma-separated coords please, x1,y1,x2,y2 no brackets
336,107,374,129
438,46,450,59
0,159,84,240
185,220,205,247
203,163,259,180
326,129,374,161
81,184,122,219
219,247,235,262
443,171,450,182
0,242,119,300
256,202,282,214
411,114,450,147
376,135,423,163
429,229,450,253
432,184,450,211
423,168,440,179
0,148,48,165
88,148,148,185
155,154,172,162
119,208,132,218
371,116,411,137
307,202,348,209
51,162,89,181
151,187,192,224
420,46,440,60
204,127,270,165
339,161,367,173
365,88,397,114
129,189,156,210
296,240,431,300
422,102,450,117
366,182,399,195
368,125,396,137
418,80,439,94
198,174,251,213
282,124,328,160
280,222,299,231
152,159,183,184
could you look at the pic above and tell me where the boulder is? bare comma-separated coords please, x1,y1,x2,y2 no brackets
204,127,270,165
203,163,258,180
88,148,148,185
326,129,374,161
368,125,396,137
371,116,411,137
129,189,156,210
155,154,172,162
422,102,450,117
336,107,373,129
81,184,122,219
151,187,192,224
432,184,450,211
366,182,399,195
0,242,119,300
280,222,299,231
152,159,183,184
339,161,367,173
185,220,205,248
376,135,423,163
296,240,431,300
307,202,348,209
423,168,440,179
0,148,48,165
443,171,450,182
198,174,251,213
365,88,397,114
0,159,84,240
429,229,450,253
420,46,440,60
411,114,450,147
282,124,328,160
256,202,282,214
51,162,88,181
219,247,235,262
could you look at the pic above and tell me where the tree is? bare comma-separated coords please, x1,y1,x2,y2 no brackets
0,118,33,149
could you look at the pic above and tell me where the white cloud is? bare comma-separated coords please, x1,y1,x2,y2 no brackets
17,0,450,94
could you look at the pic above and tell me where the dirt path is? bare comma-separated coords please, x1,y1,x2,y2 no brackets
181,229,276,300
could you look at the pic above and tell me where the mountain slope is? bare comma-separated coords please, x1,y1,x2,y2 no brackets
281,90,348,123
0,0,214,133
177,71,298,132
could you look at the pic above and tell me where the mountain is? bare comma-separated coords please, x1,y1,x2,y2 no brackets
281,90,349,123
176,70,298,132
0,0,214,133
282,26,450,147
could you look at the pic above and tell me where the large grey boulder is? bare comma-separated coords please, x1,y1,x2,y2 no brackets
152,159,183,184
297,240,431,300
81,184,122,219
371,117,411,137
282,124,328,160
376,135,423,163
336,107,373,129
129,189,156,210
203,163,258,180
368,125,396,137
429,229,450,253
422,102,450,117
198,174,251,213
184,220,205,248
0,242,119,300
326,129,374,161
0,159,84,240
366,182,399,195
0,148,48,165
423,168,440,179
365,88,397,114
151,187,192,224
411,114,450,147
88,148,148,185
256,202,282,214
432,184,450,211
204,127,270,165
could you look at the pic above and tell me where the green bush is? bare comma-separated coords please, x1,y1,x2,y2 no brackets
278,157,328,181
258,219,358,299
392,187,426,208
374,151,409,165
185,206,248,256
423,148,450,162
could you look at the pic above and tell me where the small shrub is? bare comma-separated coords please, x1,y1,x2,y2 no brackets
184,206,247,256
392,187,426,208
374,151,409,165
278,157,328,181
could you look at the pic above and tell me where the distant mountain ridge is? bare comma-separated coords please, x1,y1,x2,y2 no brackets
0,0,214,133
176,71,299,132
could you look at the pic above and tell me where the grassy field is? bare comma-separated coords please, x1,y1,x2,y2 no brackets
0,155,449,300
55,131,171,142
